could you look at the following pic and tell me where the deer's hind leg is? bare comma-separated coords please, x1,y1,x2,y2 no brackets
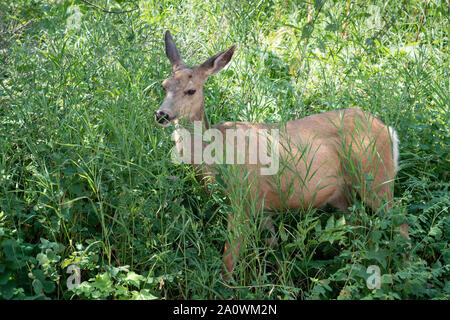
354,139,395,213
349,136,411,255
327,185,352,213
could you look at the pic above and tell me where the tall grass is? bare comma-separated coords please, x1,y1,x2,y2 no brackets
0,0,448,299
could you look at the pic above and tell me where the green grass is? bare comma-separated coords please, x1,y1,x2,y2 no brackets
0,0,448,300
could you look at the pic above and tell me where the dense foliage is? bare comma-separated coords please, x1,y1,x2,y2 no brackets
0,0,448,299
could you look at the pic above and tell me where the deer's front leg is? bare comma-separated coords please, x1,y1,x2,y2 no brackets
223,239,242,278
222,212,278,279
222,214,243,280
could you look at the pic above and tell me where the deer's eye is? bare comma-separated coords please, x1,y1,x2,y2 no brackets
186,89,196,95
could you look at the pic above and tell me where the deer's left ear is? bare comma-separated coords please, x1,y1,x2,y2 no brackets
165,30,186,71
200,45,236,76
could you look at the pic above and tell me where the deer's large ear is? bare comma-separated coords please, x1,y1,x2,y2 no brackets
165,30,186,71
199,45,236,77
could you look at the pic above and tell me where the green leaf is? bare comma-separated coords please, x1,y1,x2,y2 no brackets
325,216,335,230
0,281,17,299
32,269,46,281
1,240,15,261
392,213,405,227
215,174,227,189
42,279,55,293
301,22,314,40
0,270,11,285
94,273,113,291
325,23,340,32
367,248,389,269
115,285,129,298
336,215,346,227
314,0,325,10
365,38,374,46
131,289,158,300
36,253,48,265
124,271,143,287
32,279,44,295
429,226,442,239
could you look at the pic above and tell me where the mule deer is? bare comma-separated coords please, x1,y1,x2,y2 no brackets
155,30,406,277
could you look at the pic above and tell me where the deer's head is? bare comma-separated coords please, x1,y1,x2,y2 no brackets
155,30,235,126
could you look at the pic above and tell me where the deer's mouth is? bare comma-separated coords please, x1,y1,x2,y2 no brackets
155,110,173,126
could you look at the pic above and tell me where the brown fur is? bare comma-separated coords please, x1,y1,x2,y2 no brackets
157,31,402,278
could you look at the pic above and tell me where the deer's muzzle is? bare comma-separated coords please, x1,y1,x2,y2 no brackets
155,110,171,125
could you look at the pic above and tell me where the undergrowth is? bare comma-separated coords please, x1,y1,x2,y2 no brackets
0,0,448,300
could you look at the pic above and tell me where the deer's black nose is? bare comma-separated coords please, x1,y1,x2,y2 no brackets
155,111,170,124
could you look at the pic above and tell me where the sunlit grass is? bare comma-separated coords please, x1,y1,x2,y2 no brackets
0,0,448,300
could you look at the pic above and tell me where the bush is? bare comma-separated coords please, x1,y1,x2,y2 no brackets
1,0,448,299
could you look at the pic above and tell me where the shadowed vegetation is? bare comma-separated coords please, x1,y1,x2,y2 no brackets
0,0,448,299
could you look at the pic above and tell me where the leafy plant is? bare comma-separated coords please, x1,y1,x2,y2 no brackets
0,0,448,300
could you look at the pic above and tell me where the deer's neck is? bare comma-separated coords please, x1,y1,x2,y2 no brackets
187,99,209,130
173,99,209,167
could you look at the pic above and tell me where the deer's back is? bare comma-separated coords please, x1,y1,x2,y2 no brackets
210,108,393,210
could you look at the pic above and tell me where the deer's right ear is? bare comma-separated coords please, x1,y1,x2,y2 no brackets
165,30,185,71
200,45,236,77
